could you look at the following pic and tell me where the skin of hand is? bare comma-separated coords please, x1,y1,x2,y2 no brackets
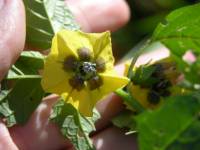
0,0,139,150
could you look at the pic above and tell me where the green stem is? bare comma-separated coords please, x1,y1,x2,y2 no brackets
6,75,42,80
115,88,145,113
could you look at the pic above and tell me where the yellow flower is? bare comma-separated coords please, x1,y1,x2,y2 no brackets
41,30,129,116
124,57,182,110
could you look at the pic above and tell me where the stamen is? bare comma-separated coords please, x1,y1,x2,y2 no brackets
88,76,103,90
65,49,105,90
95,57,106,72
63,55,78,72
69,75,85,91
78,47,91,61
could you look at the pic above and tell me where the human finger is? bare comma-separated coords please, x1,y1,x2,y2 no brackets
66,0,130,32
9,95,72,150
0,0,25,81
92,127,137,150
0,121,18,150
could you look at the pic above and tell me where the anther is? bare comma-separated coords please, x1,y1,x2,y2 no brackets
88,76,103,90
63,55,78,72
69,75,85,91
95,57,106,72
78,47,91,61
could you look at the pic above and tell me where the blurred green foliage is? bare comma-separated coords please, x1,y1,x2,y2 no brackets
112,0,199,59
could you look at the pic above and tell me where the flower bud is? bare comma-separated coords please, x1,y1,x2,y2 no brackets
124,52,190,112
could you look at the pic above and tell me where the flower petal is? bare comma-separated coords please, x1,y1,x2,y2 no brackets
100,72,129,94
130,85,164,109
62,72,129,117
49,32,76,61
87,73,129,106
86,31,114,71
56,30,93,60
41,57,72,94
67,89,94,116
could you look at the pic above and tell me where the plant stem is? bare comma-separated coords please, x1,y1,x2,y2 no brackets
115,88,145,113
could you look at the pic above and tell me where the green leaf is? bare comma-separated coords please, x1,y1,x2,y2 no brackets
167,119,200,150
136,93,200,150
0,90,13,118
6,65,24,80
1,51,45,126
15,51,44,74
151,3,200,84
112,110,136,131
23,0,80,49
6,51,44,79
177,120,200,143
50,99,100,150
0,77,44,127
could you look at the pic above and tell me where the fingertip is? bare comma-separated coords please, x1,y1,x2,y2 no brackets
107,0,130,32
66,0,130,32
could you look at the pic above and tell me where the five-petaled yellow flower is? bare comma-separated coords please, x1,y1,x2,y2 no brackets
41,30,129,116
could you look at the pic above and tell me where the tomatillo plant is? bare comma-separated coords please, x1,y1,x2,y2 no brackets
1,1,200,150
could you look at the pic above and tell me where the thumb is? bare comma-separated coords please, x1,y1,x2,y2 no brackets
0,0,26,81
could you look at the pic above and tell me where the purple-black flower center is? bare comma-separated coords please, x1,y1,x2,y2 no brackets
63,47,106,91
